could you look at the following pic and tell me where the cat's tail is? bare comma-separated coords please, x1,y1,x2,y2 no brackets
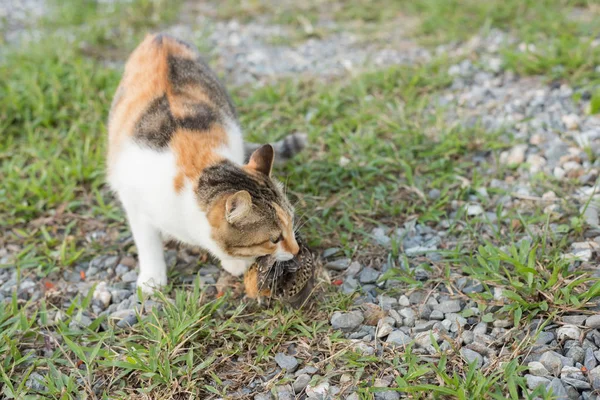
244,132,308,165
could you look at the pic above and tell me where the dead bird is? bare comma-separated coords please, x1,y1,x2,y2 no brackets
244,234,316,308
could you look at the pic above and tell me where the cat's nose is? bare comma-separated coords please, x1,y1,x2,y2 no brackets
289,239,300,256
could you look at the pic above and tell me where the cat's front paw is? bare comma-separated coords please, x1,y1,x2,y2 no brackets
137,272,167,295
221,259,251,276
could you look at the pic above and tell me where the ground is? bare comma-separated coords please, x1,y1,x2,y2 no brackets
2,0,600,399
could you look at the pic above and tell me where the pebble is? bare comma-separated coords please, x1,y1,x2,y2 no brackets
305,381,330,398
586,315,600,329
414,330,440,353
386,330,411,346
548,378,568,399
398,295,410,307
69,313,93,330
121,270,138,283
540,351,572,376
325,258,351,271
528,361,550,376
93,282,112,309
376,322,394,338
293,374,311,393
466,204,484,216
557,325,581,341
433,300,462,314
585,347,598,370
374,391,400,400
562,114,580,130
536,331,555,345
378,295,398,310
275,384,294,400
429,310,444,320
460,348,483,368
526,374,551,389
25,372,46,391
274,353,299,373
589,366,600,390
400,308,416,327
331,311,364,331
359,267,380,284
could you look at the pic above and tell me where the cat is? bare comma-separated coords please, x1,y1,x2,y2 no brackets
107,33,304,293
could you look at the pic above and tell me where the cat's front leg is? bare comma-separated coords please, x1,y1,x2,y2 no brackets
220,258,253,276
126,210,168,294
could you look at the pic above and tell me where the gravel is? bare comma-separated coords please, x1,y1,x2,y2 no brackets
330,311,364,331
293,374,311,393
275,353,299,373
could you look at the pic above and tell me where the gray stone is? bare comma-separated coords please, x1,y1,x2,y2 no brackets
398,295,410,307
414,330,440,353
413,321,437,333
115,264,129,276
461,348,483,368
359,267,380,284
274,353,299,372
346,261,362,276
378,295,398,310
473,322,487,335
374,391,400,400
69,313,92,330
386,330,411,346
254,394,271,400
429,310,444,320
25,372,46,392
536,331,555,345
562,315,587,325
585,347,597,370
325,258,351,271
376,322,394,338
121,270,138,283
586,315,600,329
557,325,581,341
565,346,585,364
93,282,112,309
295,366,317,376
528,361,550,377
589,366,600,390
540,351,571,376
275,384,294,400
346,394,360,400
548,378,568,400
342,277,359,294
331,311,364,331
399,308,416,327
372,227,391,247
388,309,403,326
433,300,461,314
562,377,591,390
526,375,550,389
353,342,375,356
322,248,341,258
561,366,585,380
305,381,330,398
293,374,311,393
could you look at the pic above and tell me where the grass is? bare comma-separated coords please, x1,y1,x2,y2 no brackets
1,0,600,398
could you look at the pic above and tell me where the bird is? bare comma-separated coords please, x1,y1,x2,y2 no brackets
244,234,316,308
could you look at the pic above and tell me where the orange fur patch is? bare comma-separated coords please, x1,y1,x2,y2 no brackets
171,126,227,192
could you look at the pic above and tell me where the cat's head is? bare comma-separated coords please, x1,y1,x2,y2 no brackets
202,145,299,262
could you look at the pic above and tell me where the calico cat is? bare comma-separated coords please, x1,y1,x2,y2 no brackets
107,33,304,293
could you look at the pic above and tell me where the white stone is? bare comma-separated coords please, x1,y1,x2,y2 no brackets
562,114,580,130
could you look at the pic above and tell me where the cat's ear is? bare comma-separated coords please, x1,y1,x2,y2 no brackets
247,144,274,176
226,190,252,224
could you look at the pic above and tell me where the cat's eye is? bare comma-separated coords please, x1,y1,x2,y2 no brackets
270,234,283,244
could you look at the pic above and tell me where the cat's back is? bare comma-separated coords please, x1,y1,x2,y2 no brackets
107,33,242,181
